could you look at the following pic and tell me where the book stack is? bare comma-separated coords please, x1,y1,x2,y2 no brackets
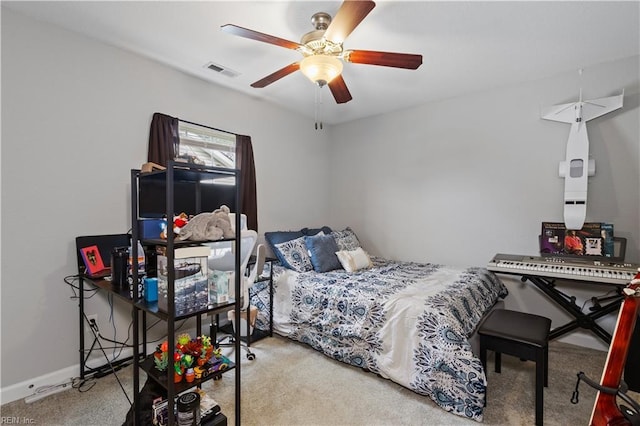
540,222,615,258
152,388,221,426
156,245,210,315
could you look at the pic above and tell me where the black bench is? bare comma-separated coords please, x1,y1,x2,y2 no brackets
479,309,551,426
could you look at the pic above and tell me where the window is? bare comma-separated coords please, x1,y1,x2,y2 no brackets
569,159,583,178
178,121,236,169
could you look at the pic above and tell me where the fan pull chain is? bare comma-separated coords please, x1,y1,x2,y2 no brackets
314,85,323,130
314,85,318,129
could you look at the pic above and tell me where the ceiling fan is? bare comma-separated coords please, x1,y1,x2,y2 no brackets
221,0,422,104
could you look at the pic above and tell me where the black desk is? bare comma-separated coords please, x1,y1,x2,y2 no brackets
76,275,140,380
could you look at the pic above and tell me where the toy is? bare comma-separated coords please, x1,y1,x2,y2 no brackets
176,205,234,241
160,213,189,239
542,89,623,230
176,212,223,241
211,205,235,239
185,368,195,383
193,365,205,379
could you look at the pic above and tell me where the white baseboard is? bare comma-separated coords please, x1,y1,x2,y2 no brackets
1,345,144,405
1,365,79,405
0,325,208,405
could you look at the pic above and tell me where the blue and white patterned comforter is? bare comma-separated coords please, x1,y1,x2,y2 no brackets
272,257,508,422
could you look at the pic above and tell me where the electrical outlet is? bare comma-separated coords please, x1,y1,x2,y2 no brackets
87,314,98,325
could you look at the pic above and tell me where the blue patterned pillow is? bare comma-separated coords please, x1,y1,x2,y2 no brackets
332,227,361,251
265,231,304,250
265,230,304,267
274,237,313,272
305,234,341,273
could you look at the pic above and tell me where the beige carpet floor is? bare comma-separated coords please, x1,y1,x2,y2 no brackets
1,335,637,425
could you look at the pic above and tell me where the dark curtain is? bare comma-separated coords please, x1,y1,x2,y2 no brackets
147,113,256,230
236,134,258,232
148,112,179,167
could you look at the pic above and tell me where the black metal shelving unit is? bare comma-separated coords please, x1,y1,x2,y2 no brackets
130,161,242,426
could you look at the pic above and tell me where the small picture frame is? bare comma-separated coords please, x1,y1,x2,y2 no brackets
80,245,106,275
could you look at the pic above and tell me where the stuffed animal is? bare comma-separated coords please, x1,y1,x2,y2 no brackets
177,212,222,241
211,205,235,239
174,205,235,241
160,213,189,239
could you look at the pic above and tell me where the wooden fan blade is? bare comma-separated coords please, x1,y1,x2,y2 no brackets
251,62,301,88
323,0,376,43
221,24,302,50
344,50,422,69
328,75,353,104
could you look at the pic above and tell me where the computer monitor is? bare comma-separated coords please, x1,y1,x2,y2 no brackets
75,234,131,274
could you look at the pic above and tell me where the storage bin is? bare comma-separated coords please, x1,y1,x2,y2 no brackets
157,255,209,315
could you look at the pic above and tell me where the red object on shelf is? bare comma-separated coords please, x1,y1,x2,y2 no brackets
80,245,106,275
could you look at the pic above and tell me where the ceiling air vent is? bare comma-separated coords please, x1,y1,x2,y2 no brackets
204,62,240,78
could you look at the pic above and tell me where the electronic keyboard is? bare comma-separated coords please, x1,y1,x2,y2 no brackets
488,253,639,285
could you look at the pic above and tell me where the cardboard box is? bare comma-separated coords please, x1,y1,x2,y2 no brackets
208,270,230,304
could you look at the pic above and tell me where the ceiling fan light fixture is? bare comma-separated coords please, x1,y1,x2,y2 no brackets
300,55,343,87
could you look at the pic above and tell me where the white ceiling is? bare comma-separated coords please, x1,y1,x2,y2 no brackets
4,1,639,125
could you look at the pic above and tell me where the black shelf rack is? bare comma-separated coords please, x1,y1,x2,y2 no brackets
130,161,242,426
139,356,236,394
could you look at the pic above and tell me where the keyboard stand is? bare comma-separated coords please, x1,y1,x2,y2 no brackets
519,274,623,344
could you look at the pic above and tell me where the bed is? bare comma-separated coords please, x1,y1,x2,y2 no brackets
256,227,508,422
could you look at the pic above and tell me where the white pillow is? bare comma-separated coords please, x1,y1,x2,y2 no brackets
335,247,373,273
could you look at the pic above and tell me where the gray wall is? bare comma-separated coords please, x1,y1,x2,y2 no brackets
329,56,640,350
1,8,331,392
2,6,639,399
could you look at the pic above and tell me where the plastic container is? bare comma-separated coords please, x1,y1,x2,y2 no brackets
143,277,158,303
111,247,128,288
128,240,146,275
177,391,200,425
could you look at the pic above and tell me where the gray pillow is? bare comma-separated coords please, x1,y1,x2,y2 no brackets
332,227,361,251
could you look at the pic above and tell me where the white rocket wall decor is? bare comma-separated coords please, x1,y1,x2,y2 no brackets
541,90,623,230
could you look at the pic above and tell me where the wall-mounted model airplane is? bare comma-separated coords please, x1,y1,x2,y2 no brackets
542,90,623,230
